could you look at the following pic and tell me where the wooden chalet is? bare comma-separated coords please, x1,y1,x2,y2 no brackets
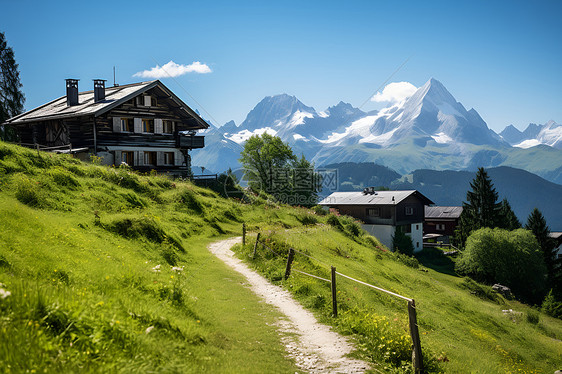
319,188,434,252
423,206,463,240
2,79,208,176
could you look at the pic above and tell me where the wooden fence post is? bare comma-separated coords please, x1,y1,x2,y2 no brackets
284,248,295,280
252,233,261,258
331,266,337,317
242,223,246,246
408,299,423,373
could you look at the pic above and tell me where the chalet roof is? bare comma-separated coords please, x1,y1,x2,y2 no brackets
3,80,209,129
425,206,463,219
549,232,562,240
318,190,434,206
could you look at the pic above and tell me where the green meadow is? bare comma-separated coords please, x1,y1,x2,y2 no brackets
0,140,561,373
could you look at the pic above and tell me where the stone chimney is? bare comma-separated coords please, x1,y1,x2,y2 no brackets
65,79,79,106
93,79,106,102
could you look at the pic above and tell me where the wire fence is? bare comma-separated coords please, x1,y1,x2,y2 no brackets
245,227,424,372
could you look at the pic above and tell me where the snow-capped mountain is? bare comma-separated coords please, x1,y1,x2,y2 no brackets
317,78,505,148
190,78,562,184
500,120,562,149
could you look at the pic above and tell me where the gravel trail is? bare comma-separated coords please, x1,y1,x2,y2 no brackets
208,237,370,373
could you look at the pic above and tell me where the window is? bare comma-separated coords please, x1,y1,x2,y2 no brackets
398,224,411,234
367,207,380,217
144,151,157,166
405,206,414,215
164,152,175,165
142,119,154,133
436,223,445,231
163,120,175,134
416,224,419,231
121,151,134,166
120,118,133,132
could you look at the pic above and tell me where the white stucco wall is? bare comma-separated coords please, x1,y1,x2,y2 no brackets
361,222,424,253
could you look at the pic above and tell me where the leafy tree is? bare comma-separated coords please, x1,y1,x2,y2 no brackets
455,167,502,246
456,227,547,304
0,32,25,141
240,134,320,206
392,228,414,256
240,133,296,192
498,198,521,230
525,208,560,288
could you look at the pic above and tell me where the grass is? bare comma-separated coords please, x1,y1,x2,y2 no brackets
231,223,562,373
1,140,561,373
0,141,315,373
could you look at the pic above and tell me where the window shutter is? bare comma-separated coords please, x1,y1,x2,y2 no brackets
175,151,184,166
144,96,152,107
133,118,142,133
154,119,163,134
157,151,164,166
135,151,143,166
112,117,121,133
114,150,122,165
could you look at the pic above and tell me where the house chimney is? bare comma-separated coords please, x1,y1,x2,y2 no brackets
65,79,79,106
93,79,106,102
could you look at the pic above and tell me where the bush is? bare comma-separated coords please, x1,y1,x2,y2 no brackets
455,228,547,304
14,174,42,207
311,205,328,216
392,229,414,256
526,309,540,325
541,289,562,319
296,212,317,226
326,214,343,230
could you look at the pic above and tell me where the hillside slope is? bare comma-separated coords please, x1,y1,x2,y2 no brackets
1,142,560,373
0,141,314,373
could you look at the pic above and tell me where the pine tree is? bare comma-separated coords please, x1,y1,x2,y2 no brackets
525,208,559,288
498,198,521,230
0,32,25,141
455,167,502,246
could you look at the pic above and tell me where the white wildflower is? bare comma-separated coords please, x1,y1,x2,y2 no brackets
145,326,154,334
151,264,161,272
171,266,184,272
0,288,11,299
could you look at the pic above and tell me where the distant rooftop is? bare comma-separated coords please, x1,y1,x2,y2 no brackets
318,190,434,206
425,206,463,219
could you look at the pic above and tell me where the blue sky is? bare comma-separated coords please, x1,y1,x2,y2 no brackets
2,0,561,132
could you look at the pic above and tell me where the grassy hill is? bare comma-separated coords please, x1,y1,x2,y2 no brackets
1,141,561,373
0,141,314,373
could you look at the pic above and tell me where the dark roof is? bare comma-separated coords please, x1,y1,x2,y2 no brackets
318,190,434,206
425,206,463,219
3,80,209,129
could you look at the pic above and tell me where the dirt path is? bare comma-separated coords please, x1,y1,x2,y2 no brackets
208,237,370,374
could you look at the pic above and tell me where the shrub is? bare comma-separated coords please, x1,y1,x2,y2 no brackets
393,252,420,268
326,214,343,230
14,174,42,207
392,229,414,256
296,213,318,226
455,228,547,304
541,289,562,319
526,309,540,325
311,205,328,216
